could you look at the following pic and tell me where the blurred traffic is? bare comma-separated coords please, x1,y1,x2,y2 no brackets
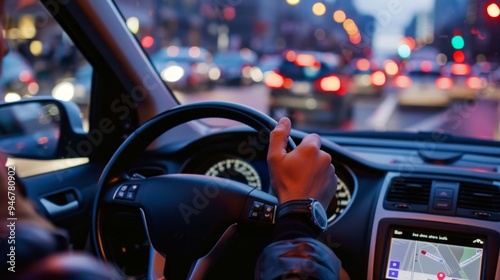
2,0,500,139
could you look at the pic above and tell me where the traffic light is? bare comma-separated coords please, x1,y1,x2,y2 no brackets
451,35,464,49
487,3,500,18
453,50,465,63
397,44,411,59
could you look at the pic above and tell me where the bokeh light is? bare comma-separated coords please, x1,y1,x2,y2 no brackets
141,36,154,48
29,40,43,56
126,17,140,34
384,60,399,76
312,3,326,16
398,44,411,59
333,10,346,23
286,0,300,5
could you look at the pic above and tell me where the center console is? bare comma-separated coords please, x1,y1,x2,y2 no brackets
369,173,500,280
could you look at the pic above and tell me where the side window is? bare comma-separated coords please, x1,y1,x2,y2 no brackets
2,1,89,176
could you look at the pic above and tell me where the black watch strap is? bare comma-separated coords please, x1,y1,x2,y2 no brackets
276,198,328,233
277,199,315,218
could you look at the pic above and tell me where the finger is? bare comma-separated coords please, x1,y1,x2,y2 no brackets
299,133,321,150
268,117,291,160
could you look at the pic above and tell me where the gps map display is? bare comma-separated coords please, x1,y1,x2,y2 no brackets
384,227,485,280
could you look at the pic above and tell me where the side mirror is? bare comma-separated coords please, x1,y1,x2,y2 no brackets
0,97,86,159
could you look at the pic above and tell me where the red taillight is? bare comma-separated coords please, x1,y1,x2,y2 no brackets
466,76,483,89
19,70,34,83
370,70,386,86
356,58,370,71
283,78,294,89
394,75,411,88
318,75,342,93
450,63,471,76
295,54,318,67
420,61,432,72
37,137,49,145
264,71,285,88
435,77,453,90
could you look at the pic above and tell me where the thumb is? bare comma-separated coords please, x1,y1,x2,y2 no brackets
268,117,291,160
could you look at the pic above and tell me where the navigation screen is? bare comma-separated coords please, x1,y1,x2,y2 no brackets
384,227,486,280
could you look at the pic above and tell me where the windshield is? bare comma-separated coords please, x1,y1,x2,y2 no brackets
115,1,499,141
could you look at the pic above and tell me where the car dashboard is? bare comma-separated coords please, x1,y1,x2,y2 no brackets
123,126,500,279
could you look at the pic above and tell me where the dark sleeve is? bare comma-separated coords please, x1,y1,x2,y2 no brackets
254,217,341,280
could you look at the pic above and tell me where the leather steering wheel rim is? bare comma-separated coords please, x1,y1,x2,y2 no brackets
91,101,296,278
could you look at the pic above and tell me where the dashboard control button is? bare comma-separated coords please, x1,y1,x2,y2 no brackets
434,199,452,210
435,188,453,199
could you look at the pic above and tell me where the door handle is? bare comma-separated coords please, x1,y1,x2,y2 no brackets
40,189,79,218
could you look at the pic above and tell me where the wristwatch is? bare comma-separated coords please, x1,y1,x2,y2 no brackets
276,198,328,233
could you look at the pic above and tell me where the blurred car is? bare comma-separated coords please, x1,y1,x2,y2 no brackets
258,54,283,74
150,46,219,91
51,63,92,105
441,62,486,100
483,63,500,100
394,60,451,107
213,48,262,85
346,58,386,95
1,51,39,102
266,50,354,127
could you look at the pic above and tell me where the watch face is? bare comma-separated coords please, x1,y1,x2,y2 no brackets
312,201,328,230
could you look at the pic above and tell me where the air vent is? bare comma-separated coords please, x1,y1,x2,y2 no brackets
384,177,432,212
457,182,500,221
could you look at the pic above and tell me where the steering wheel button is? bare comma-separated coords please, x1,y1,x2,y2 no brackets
261,211,274,222
264,204,274,213
252,201,264,210
116,191,126,199
119,185,128,192
129,185,139,192
125,191,136,200
249,210,260,219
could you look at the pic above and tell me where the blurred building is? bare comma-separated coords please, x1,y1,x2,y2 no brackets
467,0,500,62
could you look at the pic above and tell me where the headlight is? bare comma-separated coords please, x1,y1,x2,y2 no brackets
161,66,184,83
250,67,264,82
208,67,221,80
4,92,21,102
52,81,75,101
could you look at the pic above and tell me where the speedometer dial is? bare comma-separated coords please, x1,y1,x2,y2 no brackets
327,177,352,222
205,158,262,189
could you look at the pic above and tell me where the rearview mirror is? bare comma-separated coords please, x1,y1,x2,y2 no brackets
0,98,86,159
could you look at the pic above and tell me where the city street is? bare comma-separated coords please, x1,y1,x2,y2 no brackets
175,84,500,141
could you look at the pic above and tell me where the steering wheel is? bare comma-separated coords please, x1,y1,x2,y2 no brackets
91,101,296,279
